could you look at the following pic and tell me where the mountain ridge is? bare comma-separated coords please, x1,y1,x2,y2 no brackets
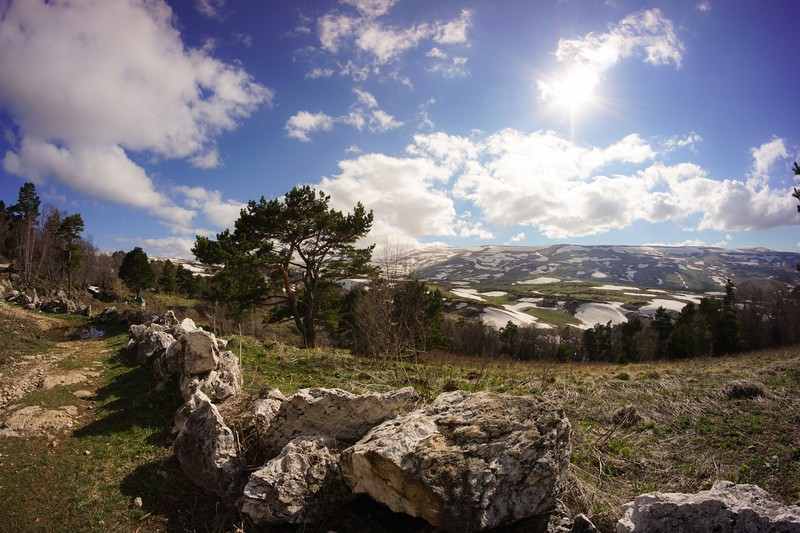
402,244,800,292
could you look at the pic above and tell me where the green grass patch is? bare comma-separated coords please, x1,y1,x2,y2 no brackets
525,307,581,327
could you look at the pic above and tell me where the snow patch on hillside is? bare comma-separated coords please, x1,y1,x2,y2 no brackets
517,277,561,285
481,306,552,329
594,284,634,291
574,303,628,329
575,302,628,329
451,288,485,301
640,298,687,316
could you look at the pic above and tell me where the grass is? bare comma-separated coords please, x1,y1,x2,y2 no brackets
1,300,799,532
525,306,582,327
0,303,56,364
0,302,224,532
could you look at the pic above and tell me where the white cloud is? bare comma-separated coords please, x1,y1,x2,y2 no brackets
748,137,788,188
356,22,431,64
0,0,271,233
318,13,358,54
173,185,244,230
555,9,683,69
0,0,272,159
308,4,473,82
315,131,797,249
434,9,472,45
285,111,336,142
133,236,197,259
306,67,335,79
417,98,436,130
195,0,226,20
539,8,683,103
319,153,455,243
457,218,493,240
189,149,222,170
353,88,379,108
663,132,703,152
341,0,396,18
287,90,401,141
3,137,194,229
428,56,470,78
343,111,367,131
695,179,795,231
426,47,448,60
696,1,712,13
406,131,480,173
368,110,403,132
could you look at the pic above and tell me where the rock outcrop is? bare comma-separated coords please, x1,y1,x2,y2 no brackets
173,391,245,503
179,349,243,402
123,312,573,532
135,329,175,364
126,313,242,402
241,435,355,525
616,480,800,533
341,390,571,533
261,387,421,458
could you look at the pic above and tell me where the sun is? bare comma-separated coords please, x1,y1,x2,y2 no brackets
553,66,599,111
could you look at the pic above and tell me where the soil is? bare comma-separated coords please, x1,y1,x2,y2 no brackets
0,306,112,437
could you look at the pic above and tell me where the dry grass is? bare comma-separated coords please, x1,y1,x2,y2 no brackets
240,345,800,530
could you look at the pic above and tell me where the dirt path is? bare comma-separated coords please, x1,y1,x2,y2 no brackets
0,304,114,437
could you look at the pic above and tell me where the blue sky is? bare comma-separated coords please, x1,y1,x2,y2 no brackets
1,0,799,258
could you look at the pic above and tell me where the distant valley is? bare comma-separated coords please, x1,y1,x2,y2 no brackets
402,245,800,330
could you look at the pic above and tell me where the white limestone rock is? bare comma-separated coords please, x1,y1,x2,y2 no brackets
260,386,421,458
616,480,800,533
241,436,354,525
341,390,571,532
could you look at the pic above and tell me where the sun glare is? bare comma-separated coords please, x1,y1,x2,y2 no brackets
554,66,599,110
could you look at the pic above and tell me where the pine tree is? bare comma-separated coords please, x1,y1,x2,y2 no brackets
57,213,84,295
194,186,375,348
158,259,177,294
8,182,40,282
118,247,155,299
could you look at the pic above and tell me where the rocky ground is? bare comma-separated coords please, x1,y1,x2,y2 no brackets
0,309,111,436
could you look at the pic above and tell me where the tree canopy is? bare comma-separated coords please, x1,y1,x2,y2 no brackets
158,259,177,294
194,185,375,347
118,247,155,299
57,213,84,294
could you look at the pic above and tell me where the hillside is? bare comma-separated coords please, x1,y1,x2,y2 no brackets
404,245,800,292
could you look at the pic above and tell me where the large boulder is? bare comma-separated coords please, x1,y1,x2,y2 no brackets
261,387,421,458
183,330,220,374
136,330,175,364
159,329,220,379
179,350,243,402
240,436,355,525
173,391,246,503
239,388,286,433
341,390,571,533
167,317,199,338
616,480,800,533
